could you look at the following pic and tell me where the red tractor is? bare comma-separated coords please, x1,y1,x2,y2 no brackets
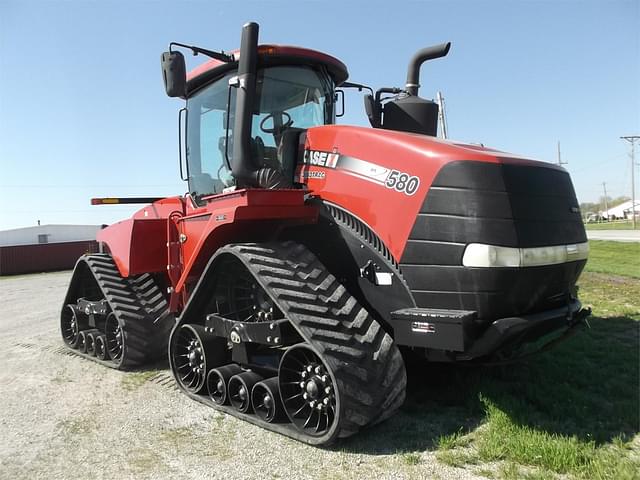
60,22,589,445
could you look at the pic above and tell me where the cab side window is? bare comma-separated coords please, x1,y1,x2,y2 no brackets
186,72,236,199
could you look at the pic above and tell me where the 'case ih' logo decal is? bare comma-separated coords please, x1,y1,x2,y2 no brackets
303,150,339,168
301,149,420,196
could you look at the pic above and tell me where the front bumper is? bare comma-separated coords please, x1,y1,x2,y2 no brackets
390,299,590,361
460,300,589,361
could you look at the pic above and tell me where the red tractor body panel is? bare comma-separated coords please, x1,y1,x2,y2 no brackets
97,197,185,276
175,189,317,293
97,218,167,277
97,189,317,309
98,123,568,295
130,196,186,220
297,125,565,261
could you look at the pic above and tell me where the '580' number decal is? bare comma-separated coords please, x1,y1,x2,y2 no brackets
385,170,420,196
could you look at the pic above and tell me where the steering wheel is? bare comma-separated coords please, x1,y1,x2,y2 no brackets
259,111,294,134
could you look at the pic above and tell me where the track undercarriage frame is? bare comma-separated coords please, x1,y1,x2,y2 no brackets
60,254,174,369
168,242,406,445
60,240,407,445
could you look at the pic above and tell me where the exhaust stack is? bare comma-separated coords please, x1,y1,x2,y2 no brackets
231,22,260,185
405,42,451,96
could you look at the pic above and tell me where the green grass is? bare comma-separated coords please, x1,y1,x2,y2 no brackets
341,240,639,479
436,449,478,468
437,428,472,450
497,462,521,480
446,264,639,478
584,220,636,230
585,240,640,278
467,269,640,479
401,452,421,465
476,468,496,478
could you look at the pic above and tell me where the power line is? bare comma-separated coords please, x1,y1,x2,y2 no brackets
0,184,178,188
620,135,639,229
568,154,626,174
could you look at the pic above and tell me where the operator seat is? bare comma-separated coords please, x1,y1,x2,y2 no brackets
277,128,305,183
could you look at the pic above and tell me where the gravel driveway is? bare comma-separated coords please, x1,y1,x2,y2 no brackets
0,271,483,480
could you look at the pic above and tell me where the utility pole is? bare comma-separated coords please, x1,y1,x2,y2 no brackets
602,182,609,220
557,141,567,166
620,135,639,229
436,91,448,139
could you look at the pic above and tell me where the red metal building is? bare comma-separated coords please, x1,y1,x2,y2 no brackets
0,225,101,275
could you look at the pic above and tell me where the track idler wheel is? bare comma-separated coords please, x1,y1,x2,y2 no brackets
61,305,88,349
207,364,243,405
172,324,227,394
228,371,262,413
252,377,285,423
279,344,338,437
95,334,110,361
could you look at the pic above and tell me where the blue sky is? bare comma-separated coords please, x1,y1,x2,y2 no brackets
0,0,638,229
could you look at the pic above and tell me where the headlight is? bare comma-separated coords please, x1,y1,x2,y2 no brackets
462,242,589,268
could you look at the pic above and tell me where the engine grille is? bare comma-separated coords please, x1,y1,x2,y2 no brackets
400,160,587,320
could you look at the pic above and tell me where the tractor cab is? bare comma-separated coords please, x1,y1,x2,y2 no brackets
161,33,348,203
186,64,335,200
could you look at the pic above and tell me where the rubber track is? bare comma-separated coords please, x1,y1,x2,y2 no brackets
176,242,407,444
62,254,174,369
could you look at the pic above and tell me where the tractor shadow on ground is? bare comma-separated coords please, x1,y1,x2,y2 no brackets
127,358,170,372
338,314,640,455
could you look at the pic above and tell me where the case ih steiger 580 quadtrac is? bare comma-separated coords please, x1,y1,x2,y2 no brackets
61,22,590,445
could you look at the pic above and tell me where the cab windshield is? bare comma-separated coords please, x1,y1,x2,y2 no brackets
186,65,334,199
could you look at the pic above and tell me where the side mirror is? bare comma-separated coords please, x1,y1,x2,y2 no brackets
334,90,345,118
364,94,380,127
161,51,186,97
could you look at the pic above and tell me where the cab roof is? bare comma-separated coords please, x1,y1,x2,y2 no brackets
186,44,349,95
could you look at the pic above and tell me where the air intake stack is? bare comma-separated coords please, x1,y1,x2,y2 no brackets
381,42,451,137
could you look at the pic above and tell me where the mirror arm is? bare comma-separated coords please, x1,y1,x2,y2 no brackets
341,81,374,97
375,87,404,105
170,42,235,63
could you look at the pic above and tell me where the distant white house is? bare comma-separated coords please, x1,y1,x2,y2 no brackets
0,224,103,247
603,200,640,220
